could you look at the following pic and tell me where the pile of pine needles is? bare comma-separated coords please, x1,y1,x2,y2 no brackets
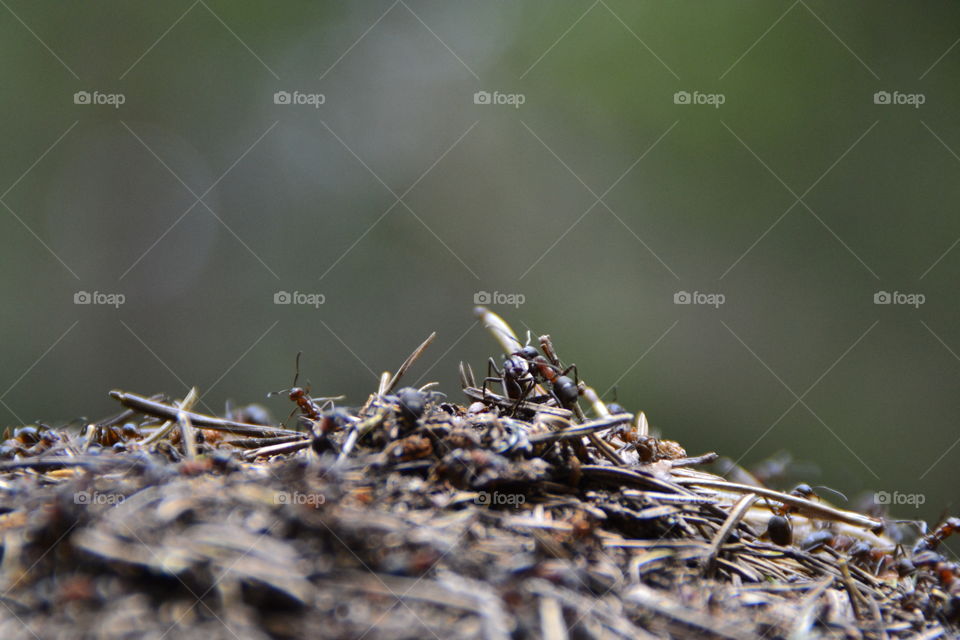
0,307,957,639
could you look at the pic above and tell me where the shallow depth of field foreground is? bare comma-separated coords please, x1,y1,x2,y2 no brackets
0,307,957,639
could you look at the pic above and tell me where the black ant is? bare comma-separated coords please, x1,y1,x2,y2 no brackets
603,387,626,417
480,331,584,415
386,386,445,432
765,484,847,546
481,332,543,412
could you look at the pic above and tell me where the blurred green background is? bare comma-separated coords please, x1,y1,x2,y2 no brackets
1,1,958,524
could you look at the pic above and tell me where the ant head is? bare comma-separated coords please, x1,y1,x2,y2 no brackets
606,402,626,415
517,345,539,361
289,387,307,400
504,355,530,377
791,483,816,499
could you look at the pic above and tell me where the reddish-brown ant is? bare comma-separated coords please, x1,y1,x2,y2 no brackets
913,516,960,554
530,335,582,411
269,352,336,423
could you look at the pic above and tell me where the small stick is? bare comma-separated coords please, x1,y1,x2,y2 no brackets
528,414,633,445
668,453,719,467
141,388,199,446
673,477,883,531
338,427,359,461
704,493,757,577
377,372,391,396
111,390,302,438
838,557,863,620
95,395,163,429
462,387,572,420
586,432,624,465
242,439,311,460
178,409,197,460
384,332,436,394
223,435,306,449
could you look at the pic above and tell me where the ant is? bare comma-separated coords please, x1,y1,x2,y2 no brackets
481,332,543,413
268,352,342,425
529,356,580,410
480,330,583,415
913,516,960,554
532,334,582,411
765,484,847,546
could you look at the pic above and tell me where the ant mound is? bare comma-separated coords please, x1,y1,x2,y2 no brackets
0,308,956,639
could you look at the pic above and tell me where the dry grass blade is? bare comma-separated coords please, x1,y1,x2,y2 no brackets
384,332,436,394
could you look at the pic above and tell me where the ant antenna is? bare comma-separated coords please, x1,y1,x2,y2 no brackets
292,351,303,388
602,386,620,402
812,485,848,502
267,351,305,398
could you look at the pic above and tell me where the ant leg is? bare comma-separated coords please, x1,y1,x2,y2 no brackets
507,377,537,416
483,358,505,402
561,364,579,385
282,405,298,429
487,357,503,379
482,377,502,402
